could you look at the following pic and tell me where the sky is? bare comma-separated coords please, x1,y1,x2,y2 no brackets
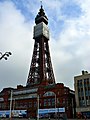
0,0,90,91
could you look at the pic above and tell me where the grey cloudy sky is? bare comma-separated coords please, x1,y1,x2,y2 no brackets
0,0,90,91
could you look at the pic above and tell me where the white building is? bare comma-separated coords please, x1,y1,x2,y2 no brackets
74,70,90,118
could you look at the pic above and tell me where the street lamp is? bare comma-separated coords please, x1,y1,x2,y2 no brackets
10,90,13,119
55,93,57,119
37,95,39,120
0,52,12,60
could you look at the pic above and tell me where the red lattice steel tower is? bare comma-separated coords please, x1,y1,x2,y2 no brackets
26,5,55,87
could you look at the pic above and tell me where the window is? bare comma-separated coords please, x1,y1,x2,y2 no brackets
63,99,65,104
78,80,82,87
0,103,3,108
29,102,32,107
85,90,89,96
86,99,90,105
48,99,51,106
44,98,53,106
78,88,80,96
51,98,55,106
81,91,84,96
64,88,67,94
23,102,27,108
79,100,85,107
44,99,47,106
34,102,36,107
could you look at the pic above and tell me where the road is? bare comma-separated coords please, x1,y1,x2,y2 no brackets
0,118,89,120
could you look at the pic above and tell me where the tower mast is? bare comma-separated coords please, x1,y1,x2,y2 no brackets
26,5,55,87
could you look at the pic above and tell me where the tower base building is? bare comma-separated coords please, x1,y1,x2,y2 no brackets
0,83,75,119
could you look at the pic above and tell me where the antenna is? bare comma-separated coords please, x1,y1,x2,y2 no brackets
40,0,43,8
40,1,42,6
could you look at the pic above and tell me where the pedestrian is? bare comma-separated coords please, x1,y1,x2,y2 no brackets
49,116,50,120
84,115,87,120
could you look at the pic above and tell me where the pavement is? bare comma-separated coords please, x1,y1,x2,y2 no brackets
0,118,89,120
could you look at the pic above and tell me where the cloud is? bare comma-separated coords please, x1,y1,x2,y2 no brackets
0,0,90,91
0,0,33,91
49,0,90,89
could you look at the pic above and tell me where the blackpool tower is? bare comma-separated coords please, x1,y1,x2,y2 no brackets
26,5,55,87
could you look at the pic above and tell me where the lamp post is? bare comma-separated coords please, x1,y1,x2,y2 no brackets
10,90,13,120
37,95,39,120
0,52,12,60
55,93,57,119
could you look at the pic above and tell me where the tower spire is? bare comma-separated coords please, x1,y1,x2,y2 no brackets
26,5,55,87
35,4,48,25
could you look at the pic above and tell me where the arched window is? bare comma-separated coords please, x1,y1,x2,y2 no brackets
43,92,56,107
43,91,55,97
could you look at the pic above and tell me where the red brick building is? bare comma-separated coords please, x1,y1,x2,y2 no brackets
0,5,76,119
0,84,75,118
